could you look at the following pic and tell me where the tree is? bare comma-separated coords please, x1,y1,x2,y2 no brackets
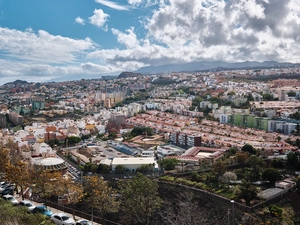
262,93,273,101
235,151,249,165
159,158,179,171
131,126,154,137
0,143,10,174
0,198,54,225
108,132,117,140
56,176,83,220
219,172,237,187
82,175,120,224
118,173,162,225
115,164,127,174
245,155,265,181
241,144,257,155
234,179,258,206
30,168,63,205
4,160,30,200
97,164,111,174
296,176,300,194
212,161,226,176
271,159,285,169
287,152,300,169
136,164,155,174
67,136,81,146
262,168,281,186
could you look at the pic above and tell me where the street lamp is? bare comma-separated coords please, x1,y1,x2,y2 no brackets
227,209,230,225
231,200,235,225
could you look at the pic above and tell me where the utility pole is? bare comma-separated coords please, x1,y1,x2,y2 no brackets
231,200,235,225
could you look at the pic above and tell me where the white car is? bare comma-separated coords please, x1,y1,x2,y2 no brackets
2,194,19,205
76,219,92,225
51,213,75,225
19,200,36,211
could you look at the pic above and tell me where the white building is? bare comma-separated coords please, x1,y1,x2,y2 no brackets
111,157,158,172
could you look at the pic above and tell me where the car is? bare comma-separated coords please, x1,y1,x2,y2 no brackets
0,183,11,193
2,194,19,205
19,200,36,211
75,219,92,225
0,184,15,193
51,213,75,225
32,205,53,217
1,187,14,196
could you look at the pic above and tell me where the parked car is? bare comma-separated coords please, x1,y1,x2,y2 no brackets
19,200,36,211
1,187,14,196
32,205,53,217
2,194,19,205
0,184,15,193
51,213,75,225
75,219,92,225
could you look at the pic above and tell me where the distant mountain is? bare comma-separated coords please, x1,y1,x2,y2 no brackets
134,61,300,74
3,79,30,86
118,71,143,79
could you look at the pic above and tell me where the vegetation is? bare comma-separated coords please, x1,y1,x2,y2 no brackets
82,175,120,224
241,144,257,155
262,168,281,186
130,126,154,137
118,173,162,225
234,179,258,206
159,158,179,171
66,136,81,146
0,198,53,225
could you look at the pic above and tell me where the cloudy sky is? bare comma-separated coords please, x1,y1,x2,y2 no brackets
0,0,300,84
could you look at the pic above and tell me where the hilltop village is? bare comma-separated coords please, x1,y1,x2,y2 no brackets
2,67,300,224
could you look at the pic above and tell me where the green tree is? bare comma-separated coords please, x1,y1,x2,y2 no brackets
262,93,273,101
296,176,300,194
241,144,257,155
136,164,154,174
262,168,281,186
159,158,179,171
67,136,81,146
82,176,120,224
115,164,127,174
97,164,111,174
81,134,91,141
234,179,258,206
118,173,162,225
245,155,265,181
287,91,296,97
131,126,154,137
108,132,117,140
287,152,300,169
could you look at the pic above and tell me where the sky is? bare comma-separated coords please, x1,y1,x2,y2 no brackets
0,0,300,84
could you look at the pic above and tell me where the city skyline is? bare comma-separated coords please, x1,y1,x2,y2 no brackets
0,0,300,84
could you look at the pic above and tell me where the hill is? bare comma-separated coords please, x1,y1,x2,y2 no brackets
134,61,300,74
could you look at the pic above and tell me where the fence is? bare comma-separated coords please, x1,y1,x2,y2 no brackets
158,181,293,213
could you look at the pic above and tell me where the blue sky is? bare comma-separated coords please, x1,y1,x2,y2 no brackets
0,0,300,84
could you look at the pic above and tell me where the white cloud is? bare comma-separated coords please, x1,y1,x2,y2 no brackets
95,0,129,11
75,17,85,25
111,27,140,48
89,9,109,27
127,0,143,6
2,0,300,84
0,27,95,63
